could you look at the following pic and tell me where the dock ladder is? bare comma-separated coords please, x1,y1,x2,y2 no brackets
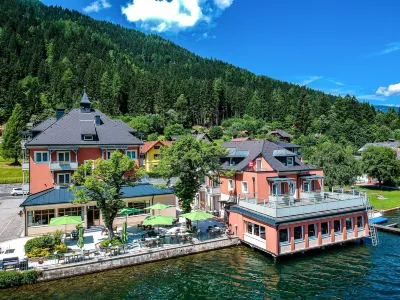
364,195,379,247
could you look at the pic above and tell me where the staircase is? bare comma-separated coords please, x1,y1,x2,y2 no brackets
364,195,379,247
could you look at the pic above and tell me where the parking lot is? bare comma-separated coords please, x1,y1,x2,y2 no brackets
0,193,25,242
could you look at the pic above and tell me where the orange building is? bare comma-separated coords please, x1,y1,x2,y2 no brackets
208,140,370,258
20,92,176,236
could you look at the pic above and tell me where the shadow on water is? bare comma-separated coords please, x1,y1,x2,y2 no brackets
1,213,399,300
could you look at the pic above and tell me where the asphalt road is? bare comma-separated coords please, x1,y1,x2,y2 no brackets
0,193,25,242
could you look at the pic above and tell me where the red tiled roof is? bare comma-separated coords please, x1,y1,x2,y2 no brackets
140,141,173,153
231,137,251,142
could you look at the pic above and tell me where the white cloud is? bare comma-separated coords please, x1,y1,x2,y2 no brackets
376,83,400,97
83,0,111,13
366,42,400,57
122,0,233,33
299,76,322,86
328,79,345,86
214,0,234,9
101,0,111,9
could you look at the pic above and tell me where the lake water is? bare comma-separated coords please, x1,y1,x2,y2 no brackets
1,211,399,299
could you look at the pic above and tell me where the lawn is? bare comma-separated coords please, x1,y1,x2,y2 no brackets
0,155,23,184
356,185,400,210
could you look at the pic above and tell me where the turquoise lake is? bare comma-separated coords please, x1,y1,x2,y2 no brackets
1,211,399,299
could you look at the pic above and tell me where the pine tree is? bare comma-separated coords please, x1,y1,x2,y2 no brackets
175,94,188,126
1,104,25,164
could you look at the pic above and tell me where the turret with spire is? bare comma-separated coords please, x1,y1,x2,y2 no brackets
80,87,91,113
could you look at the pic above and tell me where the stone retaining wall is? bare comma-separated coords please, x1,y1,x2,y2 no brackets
38,237,240,282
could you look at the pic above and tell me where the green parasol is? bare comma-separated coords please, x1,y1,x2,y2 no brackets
180,211,214,230
121,221,128,244
143,215,174,232
49,215,82,234
144,203,173,211
77,226,84,249
119,207,142,223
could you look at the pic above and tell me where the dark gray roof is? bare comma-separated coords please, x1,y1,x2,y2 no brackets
269,129,292,139
273,149,297,157
20,183,174,207
80,120,96,135
31,118,57,132
26,109,143,146
221,140,317,172
80,91,91,104
195,133,212,142
274,141,303,148
359,141,400,152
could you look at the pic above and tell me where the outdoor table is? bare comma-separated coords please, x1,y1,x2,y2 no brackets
64,252,82,264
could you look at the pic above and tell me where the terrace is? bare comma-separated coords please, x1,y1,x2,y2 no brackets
236,190,367,220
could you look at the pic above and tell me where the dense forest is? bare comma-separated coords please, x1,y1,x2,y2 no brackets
1,0,399,151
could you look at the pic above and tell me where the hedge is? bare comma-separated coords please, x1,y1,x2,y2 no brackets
0,270,42,289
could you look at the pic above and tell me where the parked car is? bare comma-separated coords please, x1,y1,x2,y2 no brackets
10,188,28,196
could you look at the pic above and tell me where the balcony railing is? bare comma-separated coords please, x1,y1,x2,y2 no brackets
236,191,367,219
50,162,78,171
206,186,221,195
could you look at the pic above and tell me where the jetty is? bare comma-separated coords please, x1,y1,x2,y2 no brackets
374,223,400,235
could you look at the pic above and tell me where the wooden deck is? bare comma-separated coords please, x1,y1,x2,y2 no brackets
374,223,400,235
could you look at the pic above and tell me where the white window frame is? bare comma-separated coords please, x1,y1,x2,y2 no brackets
125,150,137,160
57,173,71,185
357,216,364,229
334,219,342,234
321,222,330,236
307,224,317,239
228,179,233,191
345,217,353,232
242,181,248,194
34,151,49,164
256,159,262,171
279,228,290,244
106,151,113,161
294,225,303,241
286,157,294,166
57,151,70,162
83,135,94,141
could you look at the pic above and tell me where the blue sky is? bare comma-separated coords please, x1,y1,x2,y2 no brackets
42,0,399,106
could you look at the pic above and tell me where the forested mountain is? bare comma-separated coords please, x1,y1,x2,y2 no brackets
1,0,398,150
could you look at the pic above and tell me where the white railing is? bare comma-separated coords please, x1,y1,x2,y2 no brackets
50,162,78,171
238,192,367,219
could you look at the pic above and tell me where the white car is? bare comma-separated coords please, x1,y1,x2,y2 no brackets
10,188,29,196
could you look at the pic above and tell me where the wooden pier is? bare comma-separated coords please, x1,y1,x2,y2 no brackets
374,223,400,234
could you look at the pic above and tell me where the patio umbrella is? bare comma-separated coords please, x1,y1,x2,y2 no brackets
77,226,84,249
144,203,173,217
119,207,142,223
49,215,82,233
180,211,214,230
143,215,174,232
121,221,128,244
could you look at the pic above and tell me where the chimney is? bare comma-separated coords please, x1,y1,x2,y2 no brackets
56,108,65,120
95,115,101,126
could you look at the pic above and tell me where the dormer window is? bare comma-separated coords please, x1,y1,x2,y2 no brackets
286,157,294,166
83,135,94,141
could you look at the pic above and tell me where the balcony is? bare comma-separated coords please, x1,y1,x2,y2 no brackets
236,191,367,220
22,162,29,170
50,162,78,171
206,186,220,195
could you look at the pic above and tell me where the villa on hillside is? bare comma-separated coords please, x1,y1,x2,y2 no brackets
358,139,400,159
20,92,176,236
205,139,371,258
140,140,173,172
268,129,293,142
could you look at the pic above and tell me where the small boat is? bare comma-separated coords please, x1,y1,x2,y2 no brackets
369,211,388,224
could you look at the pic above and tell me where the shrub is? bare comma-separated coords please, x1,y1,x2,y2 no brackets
99,237,122,248
27,247,50,258
208,126,223,140
0,270,42,289
54,243,68,254
52,230,64,244
24,237,46,254
147,133,158,141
